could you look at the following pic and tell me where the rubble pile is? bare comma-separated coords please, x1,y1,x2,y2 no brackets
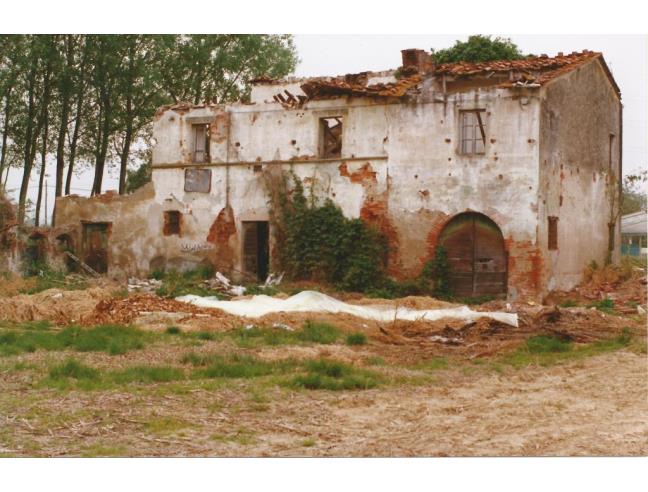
89,293,227,325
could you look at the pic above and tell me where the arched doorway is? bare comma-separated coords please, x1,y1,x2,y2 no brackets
437,212,507,297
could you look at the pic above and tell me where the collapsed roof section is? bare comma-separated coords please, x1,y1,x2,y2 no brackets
253,49,620,108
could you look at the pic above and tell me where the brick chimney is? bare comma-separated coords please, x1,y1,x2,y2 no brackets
401,49,434,73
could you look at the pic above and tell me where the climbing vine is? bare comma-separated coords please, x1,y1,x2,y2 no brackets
263,171,388,292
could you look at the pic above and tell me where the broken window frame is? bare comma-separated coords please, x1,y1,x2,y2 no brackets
318,116,343,159
459,109,487,155
184,168,212,193
548,216,559,250
192,124,210,163
163,210,182,236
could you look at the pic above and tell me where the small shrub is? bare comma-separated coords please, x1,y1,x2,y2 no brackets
297,321,340,344
588,298,615,312
290,358,380,391
526,335,572,354
346,332,367,346
196,331,216,341
165,326,182,335
49,359,100,381
558,299,578,308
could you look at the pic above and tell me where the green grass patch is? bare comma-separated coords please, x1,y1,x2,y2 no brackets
165,326,182,335
364,356,386,366
210,427,257,445
110,366,185,384
498,329,633,369
345,332,367,346
231,325,298,347
48,358,100,380
587,298,615,313
186,352,298,379
0,323,150,357
290,359,380,391
558,299,579,308
414,356,449,371
144,416,192,435
153,267,226,298
230,321,341,347
296,321,340,344
526,335,572,354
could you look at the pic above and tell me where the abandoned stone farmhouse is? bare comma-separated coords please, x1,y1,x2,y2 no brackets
46,48,622,300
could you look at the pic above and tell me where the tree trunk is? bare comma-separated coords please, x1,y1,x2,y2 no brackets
35,122,49,227
17,58,39,225
65,37,89,196
118,124,133,195
55,36,75,198
0,91,12,192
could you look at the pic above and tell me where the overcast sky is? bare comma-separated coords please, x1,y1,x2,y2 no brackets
6,34,646,224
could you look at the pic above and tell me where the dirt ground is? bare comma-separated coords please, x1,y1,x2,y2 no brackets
1,349,646,457
0,273,646,457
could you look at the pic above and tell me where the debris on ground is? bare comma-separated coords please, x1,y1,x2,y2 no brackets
202,272,246,297
127,278,163,293
88,293,233,326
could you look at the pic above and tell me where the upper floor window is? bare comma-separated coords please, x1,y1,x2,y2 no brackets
460,110,486,155
319,117,343,158
193,124,210,163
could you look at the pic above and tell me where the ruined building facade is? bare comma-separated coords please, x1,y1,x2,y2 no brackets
52,49,622,300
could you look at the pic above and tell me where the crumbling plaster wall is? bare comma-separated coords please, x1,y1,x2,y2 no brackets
538,59,622,293
149,90,542,297
386,87,542,299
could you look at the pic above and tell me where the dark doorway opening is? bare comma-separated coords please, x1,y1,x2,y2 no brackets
82,222,110,274
55,234,77,272
242,221,269,281
437,212,507,297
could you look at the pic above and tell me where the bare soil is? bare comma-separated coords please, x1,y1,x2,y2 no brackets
1,349,645,457
0,274,646,457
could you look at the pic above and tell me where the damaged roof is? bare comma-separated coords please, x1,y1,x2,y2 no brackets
260,50,620,107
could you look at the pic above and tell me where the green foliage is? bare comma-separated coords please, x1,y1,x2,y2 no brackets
297,321,341,344
345,332,368,346
188,353,297,379
588,298,615,313
420,246,451,298
0,323,148,356
165,326,182,335
154,267,224,298
1,34,298,223
290,359,380,391
229,321,341,347
48,359,100,381
231,326,298,347
110,366,185,384
526,335,572,354
270,173,388,292
499,330,633,369
621,171,647,215
125,160,151,194
558,299,579,308
432,35,525,64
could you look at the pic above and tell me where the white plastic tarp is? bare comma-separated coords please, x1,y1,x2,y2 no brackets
176,290,518,327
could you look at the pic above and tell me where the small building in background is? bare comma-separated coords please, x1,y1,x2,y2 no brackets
621,211,647,256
